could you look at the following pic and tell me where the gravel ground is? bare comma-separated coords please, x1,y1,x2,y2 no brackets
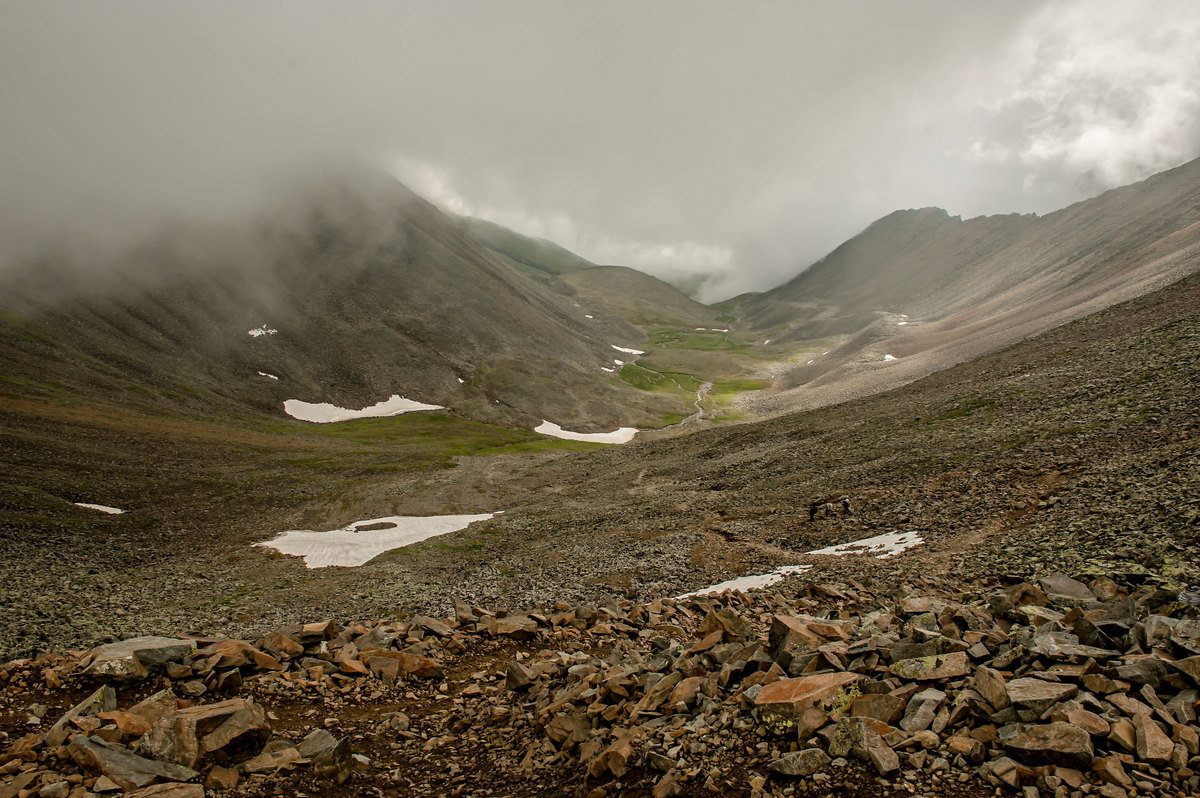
1,270,1198,660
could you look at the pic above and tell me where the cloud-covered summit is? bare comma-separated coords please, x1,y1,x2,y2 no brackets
1,1,1197,301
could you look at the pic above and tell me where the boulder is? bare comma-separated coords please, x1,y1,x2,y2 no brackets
137,698,269,769
298,729,353,784
1000,722,1094,768
889,651,969,681
753,672,862,731
68,735,198,792
767,748,830,777
1005,677,1078,718
899,688,945,733
1132,714,1173,765
971,666,1010,711
1038,574,1095,604
84,637,197,680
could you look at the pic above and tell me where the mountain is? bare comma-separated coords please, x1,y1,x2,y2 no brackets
559,265,724,329
741,155,1200,413
453,215,596,278
0,173,676,431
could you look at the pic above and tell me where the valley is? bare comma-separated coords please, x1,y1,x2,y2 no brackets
1,161,1198,798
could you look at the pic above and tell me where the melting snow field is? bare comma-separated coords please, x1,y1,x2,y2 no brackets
611,344,645,355
883,354,897,361
257,371,279,380
534,420,639,444
677,565,812,598
283,395,443,423
248,326,278,337
257,513,498,568
75,503,124,515
678,531,925,597
809,531,925,559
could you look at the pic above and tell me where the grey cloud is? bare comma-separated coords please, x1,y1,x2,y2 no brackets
1,1,1197,300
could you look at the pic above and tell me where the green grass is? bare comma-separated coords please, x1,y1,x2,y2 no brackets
709,378,770,407
618,364,702,394
647,328,748,352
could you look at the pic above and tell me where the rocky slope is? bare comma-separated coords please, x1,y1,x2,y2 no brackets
739,156,1200,415
0,172,668,431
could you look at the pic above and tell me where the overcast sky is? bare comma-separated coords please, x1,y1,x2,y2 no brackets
2,1,1199,300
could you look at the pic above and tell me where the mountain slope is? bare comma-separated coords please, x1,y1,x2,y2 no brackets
742,155,1200,414
0,174,669,431
559,265,724,329
453,215,596,278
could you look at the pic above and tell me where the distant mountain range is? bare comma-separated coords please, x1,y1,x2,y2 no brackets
1,155,1198,432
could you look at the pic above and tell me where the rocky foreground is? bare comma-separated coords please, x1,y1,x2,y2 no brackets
2,570,1200,798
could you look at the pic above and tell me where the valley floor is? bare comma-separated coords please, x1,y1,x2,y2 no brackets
0,270,1198,798
1,270,1198,661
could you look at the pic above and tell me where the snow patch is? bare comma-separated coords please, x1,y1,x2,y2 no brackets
75,502,124,515
248,325,277,337
283,395,443,423
677,565,812,598
457,377,465,384
883,354,896,361
257,371,279,380
693,327,729,332
677,530,925,597
601,367,615,373
809,531,924,559
763,339,771,345
611,345,645,355
584,314,594,319
897,321,908,326
534,420,638,444
614,359,625,366
257,513,498,568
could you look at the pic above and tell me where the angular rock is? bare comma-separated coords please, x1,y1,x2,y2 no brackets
1092,755,1133,788
298,729,353,784
1132,714,1173,765
45,686,117,747
1005,677,1078,718
899,687,944,733
754,672,862,731
494,615,538,639
84,637,197,680
1038,574,1095,603
850,693,905,725
505,660,534,691
68,735,198,792
971,666,1010,711
889,651,969,681
1000,722,1094,768
204,765,239,790
137,698,269,769
767,748,830,777
123,787,204,798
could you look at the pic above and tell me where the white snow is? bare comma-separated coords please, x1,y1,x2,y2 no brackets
806,359,814,365
883,354,896,361
601,367,615,373
257,513,498,568
584,314,594,319
457,377,465,384
248,325,278,337
534,420,639,444
75,502,125,515
901,314,909,318
677,565,812,598
257,371,279,380
283,394,443,423
677,530,925,597
897,321,908,326
763,339,772,345
809,530,925,559
693,327,730,332
611,345,645,355
614,359,625,366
